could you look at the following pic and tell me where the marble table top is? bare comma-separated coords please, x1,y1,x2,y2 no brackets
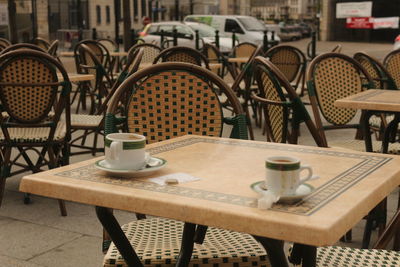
335,89,400,112
20,135,400,246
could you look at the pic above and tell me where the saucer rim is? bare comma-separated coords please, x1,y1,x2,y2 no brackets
94,157,167,174
250,181,315,202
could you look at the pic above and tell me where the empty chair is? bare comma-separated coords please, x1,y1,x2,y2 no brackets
101,62,272,266
0,49,71,216
232,42,257,58
265,45,307,96
202,43,227,77
127,43,161,68
251,56,325,146
153,46,210,69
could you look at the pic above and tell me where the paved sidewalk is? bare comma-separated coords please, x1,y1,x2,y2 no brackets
0,40,397,266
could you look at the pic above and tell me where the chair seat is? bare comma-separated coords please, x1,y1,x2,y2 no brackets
0,122,66,142
317,246,400,266
329,139,400,154
71,114,103,128
103,218,270,267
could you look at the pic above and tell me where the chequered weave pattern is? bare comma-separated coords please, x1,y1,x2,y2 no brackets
104,218,270,267
260,72,285,142
127,71,222,144
141,46,161,64
0,122,66,142
314,57,361,125
317,246,400,267
0,57,56,122
162,52,199,65
385,53,400,89
355,56,381,89
269,48,301,82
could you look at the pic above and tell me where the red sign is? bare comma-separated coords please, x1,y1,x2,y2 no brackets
346,17,373,29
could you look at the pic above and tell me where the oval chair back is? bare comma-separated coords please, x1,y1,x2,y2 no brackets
153,46,210,69
384,48,400,90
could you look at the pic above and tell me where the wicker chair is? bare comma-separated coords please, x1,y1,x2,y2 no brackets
153,46,210,69
202,43,227,77
0,49,71,216
384,48,400,90
127,43,161,67
101,63,270,267
265,45,307,97
47,40,59,57
33,37,51,50
70,48,144,156
232,42,257,58
0,43,46,55
251,56,325,146
0,38,11,48
315,209,400,266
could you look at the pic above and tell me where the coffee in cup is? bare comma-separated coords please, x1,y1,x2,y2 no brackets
104,133,147,170
265,156,313,196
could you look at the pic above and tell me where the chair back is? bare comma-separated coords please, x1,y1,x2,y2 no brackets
265,45,307,96
354,52,397,90
74,40,111,73
98,38,119,52
33,37,51,50
48,40,59,57
232,42,257,58
306,53,373,145
106,62,247,143
0,49,70,125
384,49,400,89
127,43,161,65
153,46,209,69
253,56,324,146
0,43,7,52
0,43,46,55
203,43,220,63
0,38,11,48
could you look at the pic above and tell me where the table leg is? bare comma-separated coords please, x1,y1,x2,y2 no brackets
361,110,374,152
253,236,289,267
288,243,317,267
95,206,143,267
175,222,196,267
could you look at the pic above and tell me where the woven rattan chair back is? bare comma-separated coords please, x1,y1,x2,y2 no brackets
74,40,111,73
354,52,397,90
384,49,400,89
203,43,219,63
232,42,257,58
128,43,161,64
253,56,325,146
265,45,306,85
106,62,246,144
153,46,210,69
0,43,46,55
98,38,118,52
0,50,62,123
0,38,11,48
48,40,59,57
33,37,51,50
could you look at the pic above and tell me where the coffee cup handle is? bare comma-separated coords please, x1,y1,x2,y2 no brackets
109,141,122,161
298,165,313,185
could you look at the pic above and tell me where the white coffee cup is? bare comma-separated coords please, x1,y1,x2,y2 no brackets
265,156,313,196
105,133,147,170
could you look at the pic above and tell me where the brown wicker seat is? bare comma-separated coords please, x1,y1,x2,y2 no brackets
251,56,325,146
265,45,307,97
384,48,400,90
102,62,264,266
0,49,71,216
70,47,144,155
153,46,210,69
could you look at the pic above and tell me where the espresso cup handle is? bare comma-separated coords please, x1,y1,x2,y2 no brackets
109,141,122,161
298,165,313,185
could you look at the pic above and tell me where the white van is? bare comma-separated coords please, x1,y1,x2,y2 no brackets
183,15,280,46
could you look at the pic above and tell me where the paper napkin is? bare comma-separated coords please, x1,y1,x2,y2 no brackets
257,191,280,210
148,173,201,185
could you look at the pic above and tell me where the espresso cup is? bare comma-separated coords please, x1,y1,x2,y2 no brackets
265,156,313,196
104,133,147,170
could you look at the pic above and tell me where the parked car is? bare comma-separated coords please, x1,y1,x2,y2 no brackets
139,21,233,53
297,23,313,37
279,26,303,41
395,34,400,50
184,15,280,45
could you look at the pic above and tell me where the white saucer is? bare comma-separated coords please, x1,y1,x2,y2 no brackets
250,181,315,204
94,157,167,178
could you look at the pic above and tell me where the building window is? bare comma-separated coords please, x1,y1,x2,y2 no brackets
141,0,147,17
96,5,101,24
133,0,138,21
106,6,110,24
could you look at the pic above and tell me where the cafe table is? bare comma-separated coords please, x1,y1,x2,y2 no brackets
57,73,95,82
335,89,400,153
228,57,249,63
19,135,400,267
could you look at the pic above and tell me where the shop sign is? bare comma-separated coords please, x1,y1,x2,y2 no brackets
373,17,399,29
346,17,373,29
337,1,372,19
